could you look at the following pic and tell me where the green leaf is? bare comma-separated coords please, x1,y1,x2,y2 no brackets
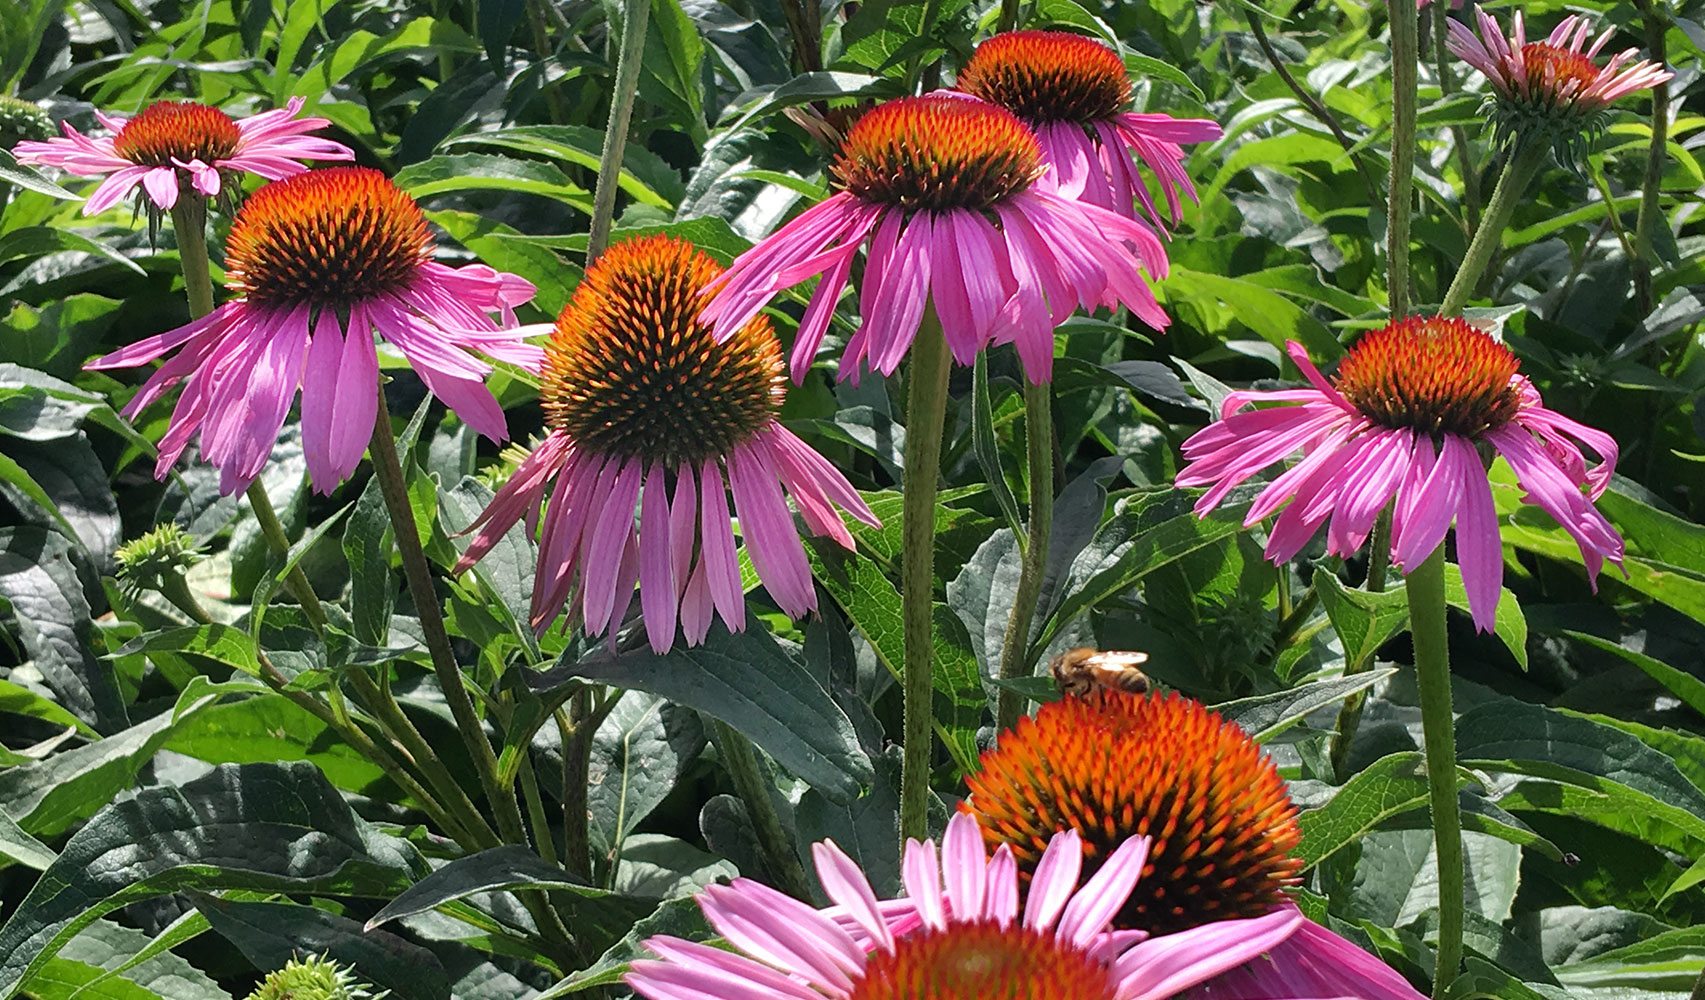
586,693,706,856
0,527,126,732
0,762,424,997
394,153,592,212
1214,668,1397,743
1565,630,1705,717
20,919,228,1000
367,845,609,931
971,353,1023,539
555,625,873,801
0,150,74,200
342,475,396,648
1314,568,1408,670
1440,564,1528,669
447,125,683,207
535,895,706,997
1456,698,1705,843
0,227,144,275
476,0,525,66
724,71,895,132
1166,267,1343,361
0,806,53,871
1297,751,1442,866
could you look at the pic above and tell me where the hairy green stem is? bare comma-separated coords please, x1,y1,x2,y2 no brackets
243,480,329,633
1244,9,1381,204
585,0,650,265
168,199,215,319
1387,0,1419,317
367,398,528,846
899,312,951,843
1631,0,1670,316
1440,144,1547,315
995,380,1053,732
1408,547,1463,995
712,720,812,898
558,692,598,880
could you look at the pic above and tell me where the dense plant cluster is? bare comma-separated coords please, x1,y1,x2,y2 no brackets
0,0,1700,997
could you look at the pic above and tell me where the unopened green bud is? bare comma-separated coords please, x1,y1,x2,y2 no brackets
245,955,386,1000
0,96,53,147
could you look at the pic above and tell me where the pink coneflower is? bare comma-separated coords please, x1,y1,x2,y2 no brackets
627,811,1307,1000
955,31,1222,229
455,235,876,652
699,95,1170,385
966,690,1429,1000
87,166,538,496
1177,317,1624,631
1447,12,1671,154
13,97,352,217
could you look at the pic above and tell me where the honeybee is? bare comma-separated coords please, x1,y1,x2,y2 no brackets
1049,647,1152,698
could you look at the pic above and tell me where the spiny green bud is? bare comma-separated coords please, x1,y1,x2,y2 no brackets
474,437,538,491
114,523,203,596
244,955,386,1000
0,96,53,147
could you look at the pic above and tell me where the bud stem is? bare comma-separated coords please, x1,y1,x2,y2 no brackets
1440,144,1548,315
996,379,1053,732
900,309,952,843
1388,0,1419,317
1407,545,1464,995
711,719,813,899
585,0,650,266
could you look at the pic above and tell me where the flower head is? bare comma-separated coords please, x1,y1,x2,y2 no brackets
245,954,386,1000
957,31,1222,228
14,97,353,219
87,166,539,496
115,523,204,601
0,96,53,148
455,234,876,651
1447,12,1671,160
1177,317,1624,632
966,691,1428,1000
699,94,1171,385
627,812,1306,1000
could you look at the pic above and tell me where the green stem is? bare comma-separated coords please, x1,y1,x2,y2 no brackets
995,380,1053,732
1244,9,1381,204
519,755,561,868
997,0,1020,32
899,311,952,843
1439,144,1548,315
558,692,600,880
244,480,329,634
1631,0,1669,316
158,572,214,626
1408,547,1463,995
367,395,529,847
585,0,649,265
711,720,813,899
1387,0,1419,317
167,199,214,319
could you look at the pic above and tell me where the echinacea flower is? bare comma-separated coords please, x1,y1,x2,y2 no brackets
964,690,1427,1000
455,234,876,651
14,97,353,217
1447,12,1671,158
627,811,1308,1000
88,166,539,495
955,31,1222,229
1176,317,1623,631
699,95,1170,384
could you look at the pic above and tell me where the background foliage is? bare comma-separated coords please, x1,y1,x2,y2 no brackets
0,0,1702,995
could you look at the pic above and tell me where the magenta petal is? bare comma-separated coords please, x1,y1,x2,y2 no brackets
1443,435,1502,632
639,463,679,653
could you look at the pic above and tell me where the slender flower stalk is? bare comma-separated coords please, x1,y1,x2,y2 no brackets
710,719,813,899
1630,0,1670,315
627,811,1307,1000
996,379,1053,731
586,0,649,264
1438,144,1547,315
899,310,952,843
1388,0,1419,317
456,236,876,651
1408,547,1464,996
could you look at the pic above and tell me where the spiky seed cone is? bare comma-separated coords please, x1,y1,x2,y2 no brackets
1334,315,1521,437
830,95,1043,212
848,921,1116,1000
957,30,1133,123
110,100,241,166
964,691,1303,936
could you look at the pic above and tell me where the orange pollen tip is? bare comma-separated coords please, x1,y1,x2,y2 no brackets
223,166,430,307
111,101,241,168
964,691,1303,936
848,921,1115,1000
831,95,1043,212
1333,315,1523,437
541,234,786,467
1520,42,1602,93
957,30,1133,123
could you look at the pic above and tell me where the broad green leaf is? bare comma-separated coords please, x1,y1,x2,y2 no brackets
395,154,593,213
1314,569,1408,669
1566,630,1705,717
1166,267,1342,361
1215,668,1397,744
971,353,1023,538
19,919,228,1000
447,125,683,206
535,895,706,997
0,527,125,732
0,762,424,998
555,625,873,801
0,806,53,871
0,227,143,275
586,693,706,856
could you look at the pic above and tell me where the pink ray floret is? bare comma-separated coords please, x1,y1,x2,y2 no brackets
454,235,876,652
14,97,353,215
955,31,1223,230
1447,11,1672,113
698,95,1172,385
86,167,538,496
627,812,1320,1000
1177,319,1624,632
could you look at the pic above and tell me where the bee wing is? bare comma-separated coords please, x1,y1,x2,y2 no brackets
1084,651,1150,668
